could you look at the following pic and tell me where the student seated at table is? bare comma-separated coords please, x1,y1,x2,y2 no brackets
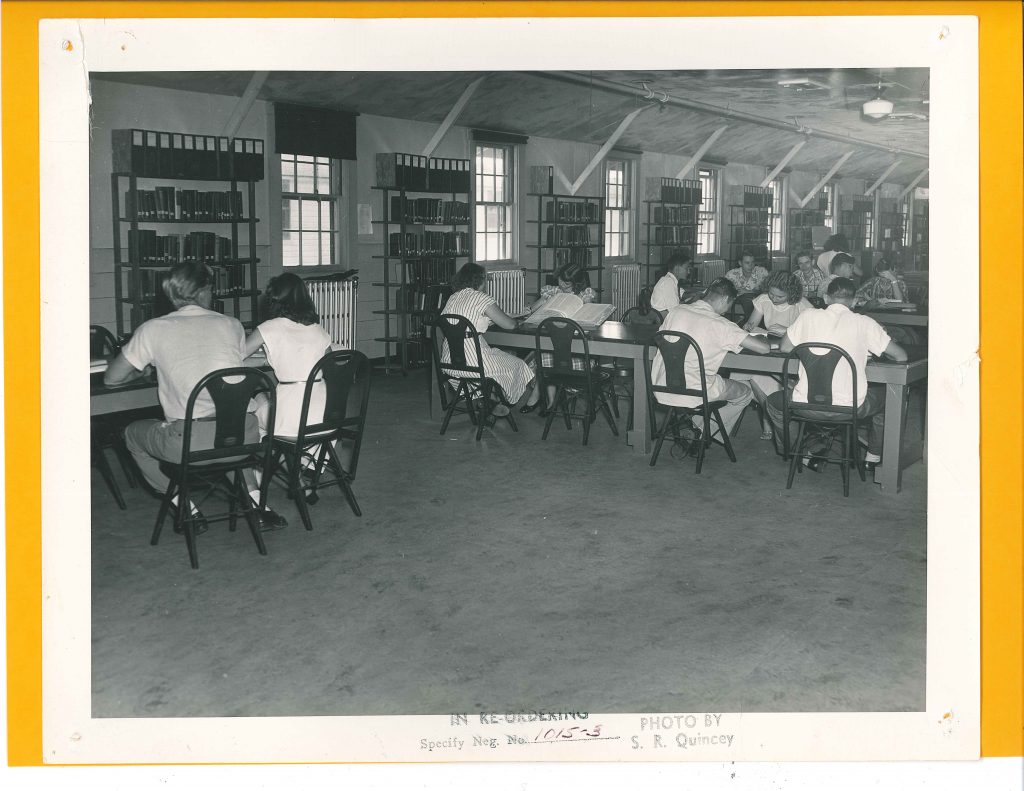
793,250,827,304
651,277,771,441
724,250,770,324
650,251,693,313
104,261,287,528
815,233,856,278
243,273,332,439
738,270,813,440
528,261,595,313
442,262,540,416
764,277,907,467
855,257,907,304
821,252,861,299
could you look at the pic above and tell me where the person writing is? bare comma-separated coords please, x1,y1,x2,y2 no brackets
649,251,693,313
856,257,907,304
765,277,908,468
651,277,771,442
105,261,287,529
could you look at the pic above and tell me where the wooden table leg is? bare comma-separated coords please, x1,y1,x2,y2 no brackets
874,382,908,493
627,361,651,454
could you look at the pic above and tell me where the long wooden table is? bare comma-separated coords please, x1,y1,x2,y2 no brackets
485,322,927,494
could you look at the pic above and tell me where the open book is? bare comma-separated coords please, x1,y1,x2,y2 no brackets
521,293,616,330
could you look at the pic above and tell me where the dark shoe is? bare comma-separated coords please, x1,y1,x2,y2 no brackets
172,508,209,535
803,458,825,473
519,401,542,414
258,508,289,532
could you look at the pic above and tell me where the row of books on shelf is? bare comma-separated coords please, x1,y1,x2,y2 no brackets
529,166,555,195
123,188,245,222
127,265,246,301
788,209,826,226
389,196,470,225
651,205,697,225
375,153,471,193
728,227,770,243
126,230,239,265
733,207,773,224
727,185,773,209
543,199,600,223
395,283,452,315
545,225,593,247
112,129,265,181
841,195,875,213
645,177,702,205
552,248,593,269
650,226,697,245
389,231,470,257
390,258,456,287
839,210,870,225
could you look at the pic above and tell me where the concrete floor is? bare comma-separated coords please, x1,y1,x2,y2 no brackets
91,369,926,717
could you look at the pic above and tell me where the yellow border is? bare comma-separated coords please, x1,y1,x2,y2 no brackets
5,0,1022,766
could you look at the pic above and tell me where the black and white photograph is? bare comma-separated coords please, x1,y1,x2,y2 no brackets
43,14,979,765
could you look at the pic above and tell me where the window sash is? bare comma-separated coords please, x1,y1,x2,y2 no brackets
474,144,515,262
281,153,340,267
697,167,718,256
604,159,632,257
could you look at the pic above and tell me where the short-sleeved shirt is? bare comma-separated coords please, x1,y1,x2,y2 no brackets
816,250,840,276
751,294,813,330
649,271,680,312
795,266,827,299
258,317,332,436
856,274,907,302
442,287,495,334
121,304,245,420
784,303,892,407
651,300,750,407
725,266,769,294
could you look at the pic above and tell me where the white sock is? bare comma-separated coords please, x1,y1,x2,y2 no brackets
170,495,199,515
248,488,264,507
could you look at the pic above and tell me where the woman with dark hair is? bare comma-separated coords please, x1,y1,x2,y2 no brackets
528,261,596,312
440,263,539,416
856,257,907,303
244,272,332,437
743,270,812,334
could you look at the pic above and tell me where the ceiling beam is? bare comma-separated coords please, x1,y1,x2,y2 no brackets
864,160,903,196
898,168,929,199
570,105,650,195
676,126,728,180
760,140,806,187
423,75,486,159
530,71,929,162
798,151,854,208
221,71,269,139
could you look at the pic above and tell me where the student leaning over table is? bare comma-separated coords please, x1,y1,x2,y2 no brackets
103,261,288,529
764,277,908,467
651,277,771,441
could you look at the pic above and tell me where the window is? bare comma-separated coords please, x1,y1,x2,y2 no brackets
822,183,837,232
603,159,633,258
863,197,876,249
281,153,339,267
769,175,786,253
900,196,912,247
697,167,719,256
474,144,515,262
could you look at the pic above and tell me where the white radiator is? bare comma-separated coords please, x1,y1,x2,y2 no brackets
306,277,358,349
610,263,641,320
486,269,525,316
699,258,728,284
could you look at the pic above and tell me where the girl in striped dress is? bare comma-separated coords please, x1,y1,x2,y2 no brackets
440,263,539,416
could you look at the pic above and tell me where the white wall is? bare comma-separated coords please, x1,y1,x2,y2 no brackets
88,78,914,355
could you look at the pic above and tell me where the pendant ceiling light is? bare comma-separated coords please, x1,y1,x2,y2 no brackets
863,96,895,119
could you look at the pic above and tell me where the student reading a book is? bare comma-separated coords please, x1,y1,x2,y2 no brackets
528,262,596,312
243,273,332,437
737,270,813,441
855,257,907,304
441,263,540,417
649,251,693,313
104,261,287,530
651,277,771,443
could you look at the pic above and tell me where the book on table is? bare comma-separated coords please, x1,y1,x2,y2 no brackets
521,293,616,330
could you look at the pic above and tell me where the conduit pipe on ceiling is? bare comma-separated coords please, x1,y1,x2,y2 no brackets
529,71,929,161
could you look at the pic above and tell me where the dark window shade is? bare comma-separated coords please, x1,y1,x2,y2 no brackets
275,103,358,160
471,129,529,146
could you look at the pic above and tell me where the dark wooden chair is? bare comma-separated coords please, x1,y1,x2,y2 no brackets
269,350,371,531
151,367,277,569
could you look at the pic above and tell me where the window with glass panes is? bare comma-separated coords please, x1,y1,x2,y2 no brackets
697,167,718,256
474,144,514,262
281,154,338,267
900,196,912,246
822,183,837,232
863,198,876,248
769,175,786,253
604,159,632,257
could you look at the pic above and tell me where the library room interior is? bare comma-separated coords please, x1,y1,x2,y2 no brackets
89,68,930,717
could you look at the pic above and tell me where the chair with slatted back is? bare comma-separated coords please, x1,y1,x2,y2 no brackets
269,350,371,531
431,314,518,441
90,325,137,508
643,330,736,473
780,343,866,497
535,317,618,446
150,367,277,569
